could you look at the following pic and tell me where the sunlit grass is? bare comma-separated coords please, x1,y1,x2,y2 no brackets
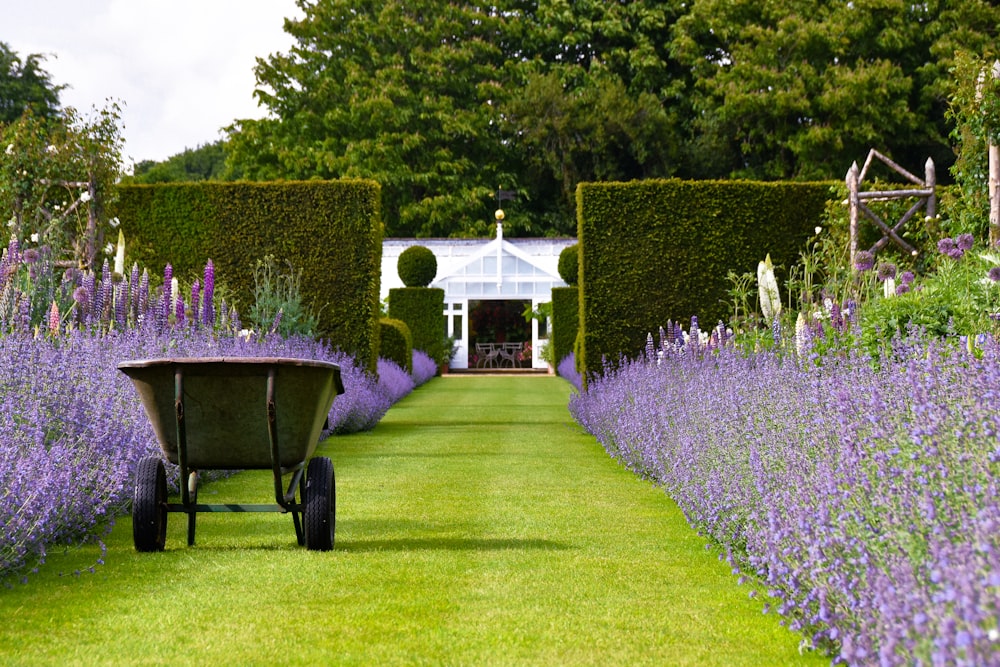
0,376,824,666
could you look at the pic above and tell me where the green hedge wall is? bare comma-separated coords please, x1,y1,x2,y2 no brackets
577,179,831,380
379,317,413,374
387,287,446,363
113,180,383,370
550,286,579,367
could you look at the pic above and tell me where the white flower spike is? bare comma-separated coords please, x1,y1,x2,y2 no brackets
757,254,781,324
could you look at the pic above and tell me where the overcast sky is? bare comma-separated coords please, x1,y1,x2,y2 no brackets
3,0,303,168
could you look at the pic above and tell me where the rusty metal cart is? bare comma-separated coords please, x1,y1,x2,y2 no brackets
118,357,344,552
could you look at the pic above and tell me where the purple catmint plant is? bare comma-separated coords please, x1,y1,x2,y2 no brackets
410,349,438,386
0,256,406,586
570,323,1000,666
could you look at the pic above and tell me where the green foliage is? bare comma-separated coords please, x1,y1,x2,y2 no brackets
946,51,1000,241
0,42,63,123
558,243,579,286
859,289,955,359
378,317,413,374
128,141,230,184
387,287,447,363
1,103,125,269
246,254,319,338
670,0,1000,180
226,1,510,237
113,180,383,370
576,179,828,379
221,1,998,236
396,245,437,287
550,286,580,366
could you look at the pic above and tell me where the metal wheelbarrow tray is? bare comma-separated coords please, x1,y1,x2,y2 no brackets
118,357,345,552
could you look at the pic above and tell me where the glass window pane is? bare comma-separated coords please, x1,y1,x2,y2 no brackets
454,315,463,340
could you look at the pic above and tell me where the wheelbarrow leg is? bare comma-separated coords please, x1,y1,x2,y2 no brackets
186,471,198,546
291,468,305,546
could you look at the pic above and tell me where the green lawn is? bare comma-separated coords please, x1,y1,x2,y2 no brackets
0,375,827,666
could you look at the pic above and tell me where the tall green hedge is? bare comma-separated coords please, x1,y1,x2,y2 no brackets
113,180,383,370
577,179,831,380
550,286,579,366
387,287,446,363
379,317,413,374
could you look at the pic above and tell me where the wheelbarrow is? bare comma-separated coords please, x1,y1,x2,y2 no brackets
118,357,344,552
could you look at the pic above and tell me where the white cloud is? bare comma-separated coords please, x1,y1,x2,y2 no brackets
2,0,301,166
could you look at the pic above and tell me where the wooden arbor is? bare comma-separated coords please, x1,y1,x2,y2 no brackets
846,149,936,271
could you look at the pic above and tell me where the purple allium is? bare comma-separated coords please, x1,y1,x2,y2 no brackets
895,283,910,295
957,233,975,251
23,248,39,264
900,270,915,286
854,251,875,272
988,267,1000,283
938,238,958,257
876,262,897,282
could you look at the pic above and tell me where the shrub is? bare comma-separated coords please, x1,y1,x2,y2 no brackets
378,317,413,374
397,245,438,287
558,243,579,285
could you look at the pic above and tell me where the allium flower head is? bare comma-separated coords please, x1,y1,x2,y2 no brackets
22,248,39,264
988,266,1000,283
900,270,915,285
854,251,875,272
957,233,975,251
72,286,88,305
876,262,897,282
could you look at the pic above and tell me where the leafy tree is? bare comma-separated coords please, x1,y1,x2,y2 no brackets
0,42,62,124
129,141,230,183
226,1,512,237
1,103,125,268
669,0,1000,180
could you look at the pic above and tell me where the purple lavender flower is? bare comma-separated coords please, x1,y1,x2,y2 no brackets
854,251,875,272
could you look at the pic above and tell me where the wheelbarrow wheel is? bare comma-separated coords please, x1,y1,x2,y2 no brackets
133,456,167,552
304,456,335,551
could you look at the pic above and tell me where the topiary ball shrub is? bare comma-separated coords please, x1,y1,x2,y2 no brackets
558,244,579,286
397,245,438,287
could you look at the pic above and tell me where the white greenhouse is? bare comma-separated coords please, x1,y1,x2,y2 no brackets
381,229,575,370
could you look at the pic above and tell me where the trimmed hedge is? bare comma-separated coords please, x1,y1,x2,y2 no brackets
388,287,446,363
550,286,579,367
379,317,413,374
113,180,383,370
577,179,830,380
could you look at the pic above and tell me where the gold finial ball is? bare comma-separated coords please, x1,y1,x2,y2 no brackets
495,208,505,221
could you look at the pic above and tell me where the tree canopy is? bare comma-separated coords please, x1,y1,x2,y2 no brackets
217,0,1000,237
0,42,62,124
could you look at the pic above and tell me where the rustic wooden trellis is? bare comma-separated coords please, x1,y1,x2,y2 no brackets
846,149,936,271
29,176,100,270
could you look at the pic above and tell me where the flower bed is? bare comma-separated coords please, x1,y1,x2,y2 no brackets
0,241,435,583
569,334,1000,665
